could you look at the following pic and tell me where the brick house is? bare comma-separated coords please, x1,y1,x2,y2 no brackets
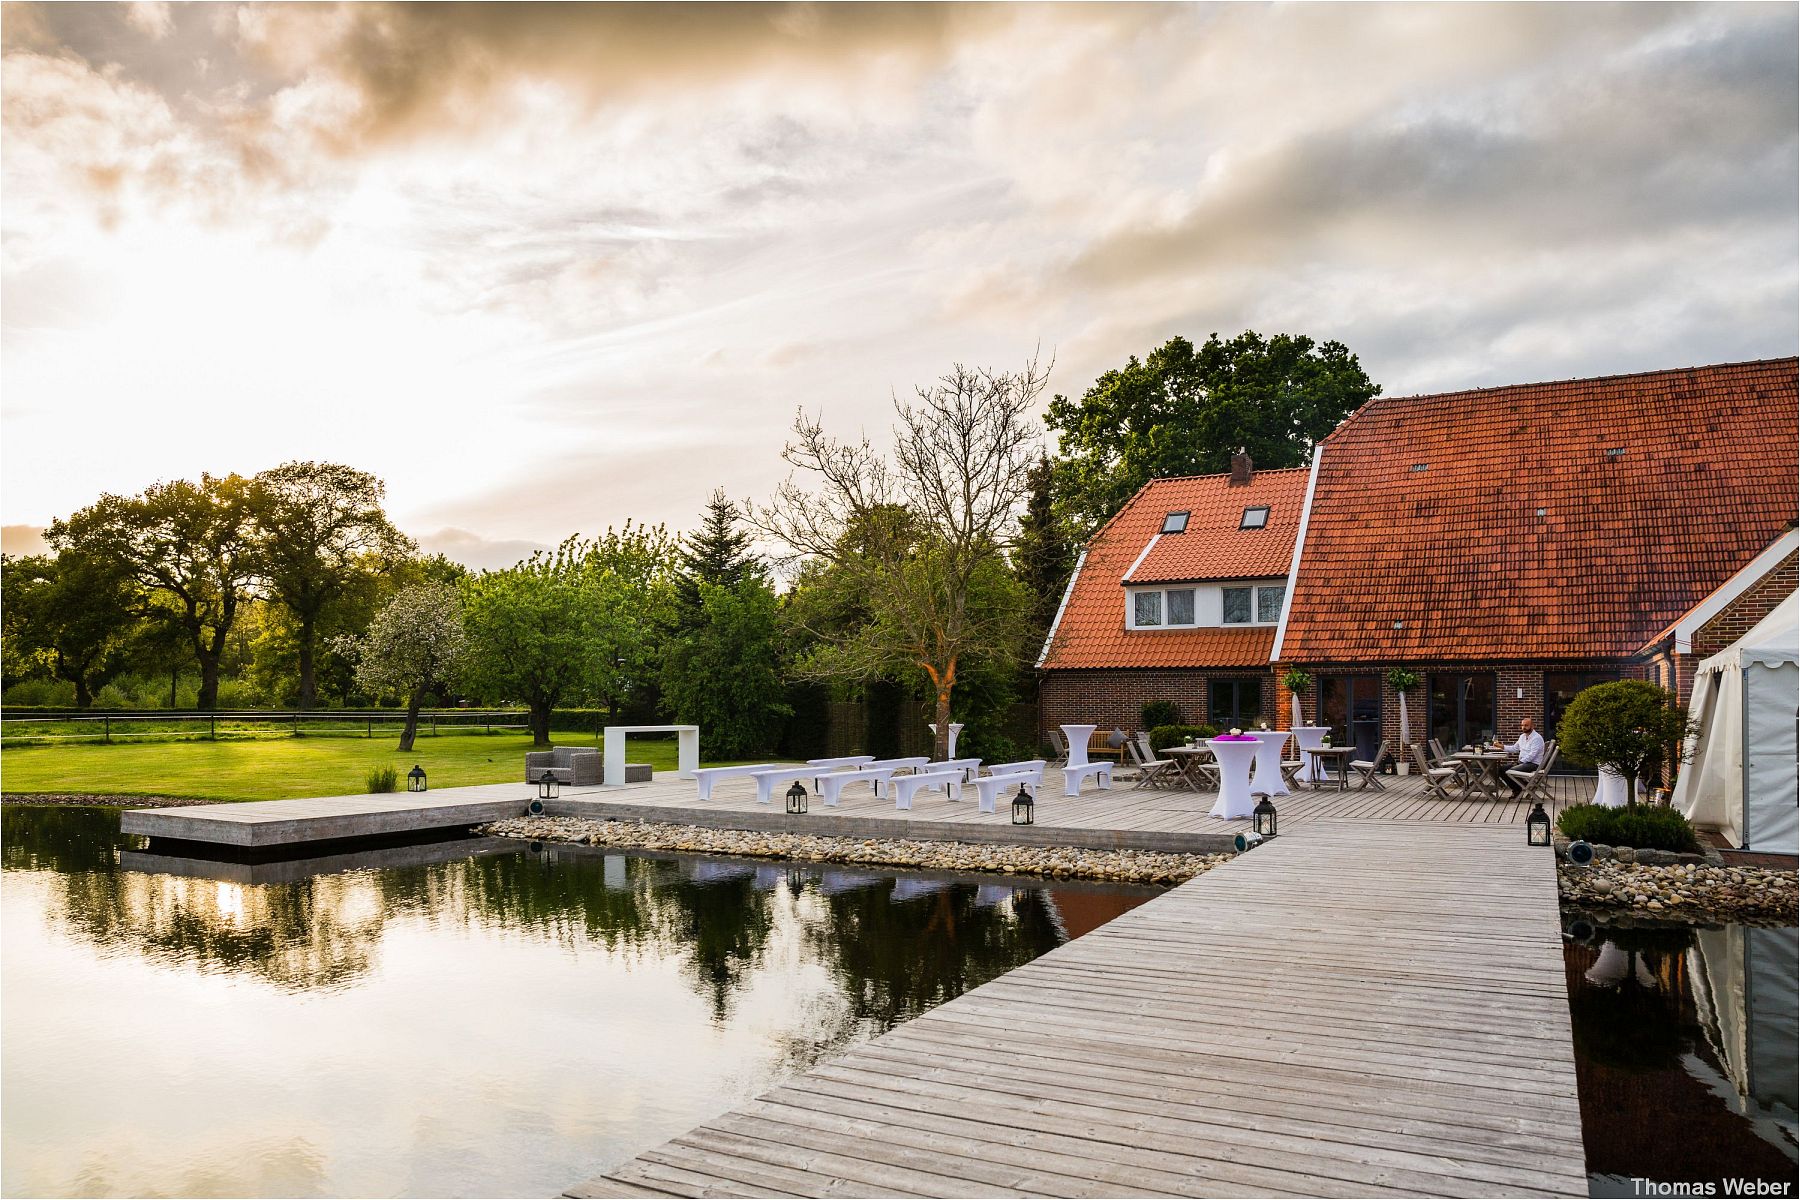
1040,358,1799,768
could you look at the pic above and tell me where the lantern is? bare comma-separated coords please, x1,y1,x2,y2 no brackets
1526,801,1552,847
786,781,809,815
407,764,427,792
537,771,560,800
1011,783,1035,825
1253,797,1278,838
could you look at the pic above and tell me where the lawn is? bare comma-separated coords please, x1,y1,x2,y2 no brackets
0,729,688,802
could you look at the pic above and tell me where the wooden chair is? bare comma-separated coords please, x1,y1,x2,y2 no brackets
1126,735,1179,790
1086,729,1127,762
1350,740,1390,791
1430,738,1472,785
1410,743,1460,802
1506,742,1559,805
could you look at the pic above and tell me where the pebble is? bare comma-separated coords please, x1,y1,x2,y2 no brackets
478,817,1234,886
1558,859,1796,922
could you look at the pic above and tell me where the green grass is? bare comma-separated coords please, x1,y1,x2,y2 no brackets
0,729,687,802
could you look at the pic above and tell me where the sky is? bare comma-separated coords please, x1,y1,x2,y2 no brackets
3,2,1796,568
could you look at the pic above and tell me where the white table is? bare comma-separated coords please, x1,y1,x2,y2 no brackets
1246,730,1292,797
1061,724,1097,768
1207,738,1260,819
927,722,965,758
603,725,699,785
1290,726,1331,783
1593,767,1628,809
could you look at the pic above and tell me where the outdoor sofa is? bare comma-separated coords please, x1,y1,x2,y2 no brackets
525,746,603,786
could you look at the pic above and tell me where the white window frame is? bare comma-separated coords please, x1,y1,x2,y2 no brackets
1256,584,1286,623
1128,580,1287,629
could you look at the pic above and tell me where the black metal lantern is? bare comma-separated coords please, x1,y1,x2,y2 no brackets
1526,801,1552,847
537,771,560,800
1011,783,1035,825
1253,796,1278,838
786,781,808,815
407,764,427,792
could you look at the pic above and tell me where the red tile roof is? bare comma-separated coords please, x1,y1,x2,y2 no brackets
1279,358,1799,664
1041,469,1308,670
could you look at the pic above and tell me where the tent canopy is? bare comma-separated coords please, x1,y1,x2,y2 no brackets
1675,591,1798,852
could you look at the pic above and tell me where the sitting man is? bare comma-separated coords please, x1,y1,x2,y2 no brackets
1501,718,1546,796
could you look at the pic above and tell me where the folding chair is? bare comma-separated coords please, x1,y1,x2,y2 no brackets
1507,743,1559,805
1350,740,1390,791
1127,735,1179,790
1410,743,1459,801
1430,737,1472,785
1046,728,1070,769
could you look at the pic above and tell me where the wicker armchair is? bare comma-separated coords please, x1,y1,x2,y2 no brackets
525,746,602,786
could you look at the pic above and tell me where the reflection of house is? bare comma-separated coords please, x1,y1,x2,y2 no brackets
1039,359,1799,763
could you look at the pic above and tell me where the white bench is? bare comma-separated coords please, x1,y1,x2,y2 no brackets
986,759,1046,782
748,766,824,805
973,771,1038,815
865,756,930,775
692,763,783,801
1063,760,1114,796
818,766,898,806
890,769,964,809
929,757,983,782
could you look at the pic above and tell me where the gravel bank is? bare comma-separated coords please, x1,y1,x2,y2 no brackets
1,793,219,808
1558,859,1796,922
481,816,1232,886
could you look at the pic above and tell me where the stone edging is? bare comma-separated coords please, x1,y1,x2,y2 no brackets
1557,859,1796,922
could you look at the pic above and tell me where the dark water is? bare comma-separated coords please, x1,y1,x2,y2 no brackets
0,807,1158,1198
1563,915,1798,1197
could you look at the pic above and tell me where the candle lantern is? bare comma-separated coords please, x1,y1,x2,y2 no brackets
1253,797,1278,838
1011,783,1035,825
537,771,560,800
407,764,427,793
1526,801,1552,847
786,781,809,815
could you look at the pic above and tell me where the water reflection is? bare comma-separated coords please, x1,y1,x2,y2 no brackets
1,807,1158,1198
1562,915,1797,1195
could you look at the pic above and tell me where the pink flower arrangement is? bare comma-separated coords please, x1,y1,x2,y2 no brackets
1212,733,1258,742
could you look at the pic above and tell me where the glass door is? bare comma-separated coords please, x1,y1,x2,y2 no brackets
1430,674,1496,750
1318,675,1383,761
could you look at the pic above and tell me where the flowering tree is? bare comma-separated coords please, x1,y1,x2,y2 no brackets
345,584,466,751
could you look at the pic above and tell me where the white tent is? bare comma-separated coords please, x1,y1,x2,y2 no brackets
1673,591,1799,851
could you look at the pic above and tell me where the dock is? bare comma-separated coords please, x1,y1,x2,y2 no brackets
570,818,1588,1198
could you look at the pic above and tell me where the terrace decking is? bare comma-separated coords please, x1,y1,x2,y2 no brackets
570,818,1588,1199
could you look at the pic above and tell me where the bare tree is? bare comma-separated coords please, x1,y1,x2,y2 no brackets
761,359,1048,759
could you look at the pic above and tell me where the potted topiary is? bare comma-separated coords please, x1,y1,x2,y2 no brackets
1280,668,1312,728
1557,680,1696,805
1386,668,1419,774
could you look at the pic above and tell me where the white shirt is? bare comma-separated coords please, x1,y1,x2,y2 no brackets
1508,729,1545,766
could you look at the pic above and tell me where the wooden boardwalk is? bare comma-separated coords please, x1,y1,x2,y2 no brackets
570,819,1588,1199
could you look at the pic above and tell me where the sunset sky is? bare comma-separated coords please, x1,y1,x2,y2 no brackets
3,2,1795,566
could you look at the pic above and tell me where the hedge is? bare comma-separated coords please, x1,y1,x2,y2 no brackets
1148,724,1221,752
1555,803,1700,853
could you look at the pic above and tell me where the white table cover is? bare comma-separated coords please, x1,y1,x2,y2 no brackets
1290,726,1330,783
1247,730,1292,797
1207,739,1260,819
1061,724,1097,768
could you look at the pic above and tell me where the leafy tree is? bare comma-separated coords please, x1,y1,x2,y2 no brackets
250,462,414,708
342,584,466,751
661,577,791,758
1012,454,1074,659
1046,331,1380,530
1557,680,1697,803
48,474,260,710
761,360,1045,759
673,488,761,631
1,551,144,707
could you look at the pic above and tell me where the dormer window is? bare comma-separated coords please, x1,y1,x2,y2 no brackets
1240,506,1270,530
1161,511,1189,534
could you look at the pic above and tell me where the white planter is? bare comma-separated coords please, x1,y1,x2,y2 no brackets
1396,760,1411,776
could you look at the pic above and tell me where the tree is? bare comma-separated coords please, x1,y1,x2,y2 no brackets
48,474,260,710
342,584,466,751
661,578,791,758
1045,331,1380,530
1557,680,1697,804
1,551,143,707
760,360,1045,760
672,488,761,632
250,462,414,708
1012,454,1074,660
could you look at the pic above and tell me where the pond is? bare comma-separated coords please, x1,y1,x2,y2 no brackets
1,807,1160,1198
1563,913,1797,1197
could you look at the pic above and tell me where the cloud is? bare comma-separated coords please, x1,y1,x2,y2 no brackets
412,527,551,573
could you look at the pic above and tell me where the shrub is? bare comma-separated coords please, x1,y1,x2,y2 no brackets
1557,680,1695,792
1556,803,1699,853
1148,723,1221,751
1280,668,1312,694
1140,700,1182,729
365,765,399,794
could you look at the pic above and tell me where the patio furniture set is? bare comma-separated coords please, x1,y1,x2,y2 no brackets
690,754,1081,814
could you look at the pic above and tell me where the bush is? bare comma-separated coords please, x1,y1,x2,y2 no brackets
1140,700,1182,729
1148,723,1220,752
365,765,399,794
1557,680,1694,787
1556,803,1699,853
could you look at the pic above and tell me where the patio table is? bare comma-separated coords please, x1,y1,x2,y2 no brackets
1061,724,1097,769
1303,746,1353,791
1206,739,1260,819
1165,745,1217,791
1246,730,1292,797
1290,725,1331,783
1452,751,1515,800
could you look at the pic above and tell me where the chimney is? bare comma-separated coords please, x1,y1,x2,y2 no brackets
1229,447,1252,485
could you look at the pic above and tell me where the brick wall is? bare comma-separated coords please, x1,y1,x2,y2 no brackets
1040,668,1277,738
1692,551,1797,659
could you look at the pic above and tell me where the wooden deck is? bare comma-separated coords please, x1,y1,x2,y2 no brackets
570,819,1588,1198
